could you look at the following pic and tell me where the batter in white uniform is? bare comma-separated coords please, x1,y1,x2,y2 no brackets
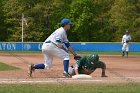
28,18,79,77
122,30,131,57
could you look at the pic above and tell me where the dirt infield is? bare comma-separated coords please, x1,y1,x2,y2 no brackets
0,52,140,84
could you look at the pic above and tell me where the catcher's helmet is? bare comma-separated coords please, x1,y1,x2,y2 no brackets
88,54,99,62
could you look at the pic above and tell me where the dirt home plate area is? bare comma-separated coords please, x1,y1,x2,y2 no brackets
0,53,140,84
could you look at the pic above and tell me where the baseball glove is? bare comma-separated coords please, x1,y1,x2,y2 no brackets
126,40,130,43
74,55,81,60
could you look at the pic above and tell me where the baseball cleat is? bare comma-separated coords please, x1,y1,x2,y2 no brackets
28,64,35,77
63,72,71,78
122,54,124,57
101,75,108,77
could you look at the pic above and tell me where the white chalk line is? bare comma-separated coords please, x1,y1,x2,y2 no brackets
0,79,103,84
0,77,139,84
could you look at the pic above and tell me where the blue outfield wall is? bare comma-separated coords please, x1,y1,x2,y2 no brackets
0,42,140,52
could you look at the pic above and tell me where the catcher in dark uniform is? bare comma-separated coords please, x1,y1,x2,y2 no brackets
68,54,108,77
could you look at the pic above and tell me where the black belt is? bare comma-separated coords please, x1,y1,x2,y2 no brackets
45,41,51,43
45,41,58,47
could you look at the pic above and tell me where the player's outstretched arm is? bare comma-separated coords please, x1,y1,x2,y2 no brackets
74,69,79,75
63,42,80,57
73,63,79,75
68,46,77,56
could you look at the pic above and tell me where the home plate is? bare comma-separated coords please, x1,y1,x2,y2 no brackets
72,74,92,79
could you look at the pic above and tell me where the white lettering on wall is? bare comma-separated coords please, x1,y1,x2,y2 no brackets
38,43,42,50
24,44,31,50
0,43,16,50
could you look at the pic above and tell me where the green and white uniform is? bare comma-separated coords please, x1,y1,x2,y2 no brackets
68,56,106,75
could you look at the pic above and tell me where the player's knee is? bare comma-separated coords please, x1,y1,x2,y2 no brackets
122,48,125,51
44,63,52,69
63,54,69,60
126,49,129,52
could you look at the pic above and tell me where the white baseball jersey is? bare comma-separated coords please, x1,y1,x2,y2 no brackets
122,34,131,43
44,27,69,44
41,27,69,69
122,34,131,52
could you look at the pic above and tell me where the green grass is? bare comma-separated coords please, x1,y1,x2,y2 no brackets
77,51,140,55
0,62,19,71
0,83,139,93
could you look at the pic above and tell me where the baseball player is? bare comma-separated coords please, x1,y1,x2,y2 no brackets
69,54,108,77
122,30,131,57
28,18,80,77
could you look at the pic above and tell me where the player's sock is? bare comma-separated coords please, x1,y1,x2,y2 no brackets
63,60,69,73
102,71,107,77
102,71,105,75
34,64,45,69
122,51,125,56
126,52,128,57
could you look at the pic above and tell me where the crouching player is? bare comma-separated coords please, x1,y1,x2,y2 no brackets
68,54,108,77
